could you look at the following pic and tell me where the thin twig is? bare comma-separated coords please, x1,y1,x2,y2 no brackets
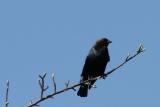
52,73,57,93
65,80,70,88
38,73,49,99
27,44,145,107
5,80,10,107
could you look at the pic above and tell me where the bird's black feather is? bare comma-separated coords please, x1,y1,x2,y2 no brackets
77,38,111,97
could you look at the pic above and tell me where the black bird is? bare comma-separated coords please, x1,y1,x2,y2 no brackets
77,38,112,97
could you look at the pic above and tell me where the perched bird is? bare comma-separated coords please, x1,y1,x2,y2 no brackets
77,38,112,97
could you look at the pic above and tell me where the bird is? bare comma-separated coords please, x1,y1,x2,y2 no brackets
77,38,112,97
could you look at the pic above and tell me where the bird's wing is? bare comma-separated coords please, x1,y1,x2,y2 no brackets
81,48,95,78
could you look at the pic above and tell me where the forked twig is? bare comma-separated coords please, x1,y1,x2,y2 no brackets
38,73,49,99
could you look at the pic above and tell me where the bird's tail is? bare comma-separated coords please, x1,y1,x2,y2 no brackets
77,84,88,97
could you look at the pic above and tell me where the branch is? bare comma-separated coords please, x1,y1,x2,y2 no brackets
26,44,145,107
52,73,57,93
4,80,10,107
38,73,49,99
103,43,145,78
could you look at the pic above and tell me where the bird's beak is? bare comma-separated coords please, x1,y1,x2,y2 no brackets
108,40,112,44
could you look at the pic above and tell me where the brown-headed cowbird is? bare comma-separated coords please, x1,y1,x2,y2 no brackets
77,38,112,97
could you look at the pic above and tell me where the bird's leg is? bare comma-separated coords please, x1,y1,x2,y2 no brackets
88,75,98,89
87,75,91,85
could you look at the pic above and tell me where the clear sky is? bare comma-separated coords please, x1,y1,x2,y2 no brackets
0,0,159,107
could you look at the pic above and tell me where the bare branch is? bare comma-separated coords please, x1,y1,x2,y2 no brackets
26,44,145,107
125,53,130,62
65,80,70,88
103,43,145,77
137,43,145,53
52,73,57,93
38,73,49,99
4,80,10,107
71,87,76,91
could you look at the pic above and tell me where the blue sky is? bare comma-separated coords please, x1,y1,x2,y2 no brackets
0,0,159,107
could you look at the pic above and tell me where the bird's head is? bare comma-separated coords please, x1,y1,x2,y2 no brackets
94,38,112,50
